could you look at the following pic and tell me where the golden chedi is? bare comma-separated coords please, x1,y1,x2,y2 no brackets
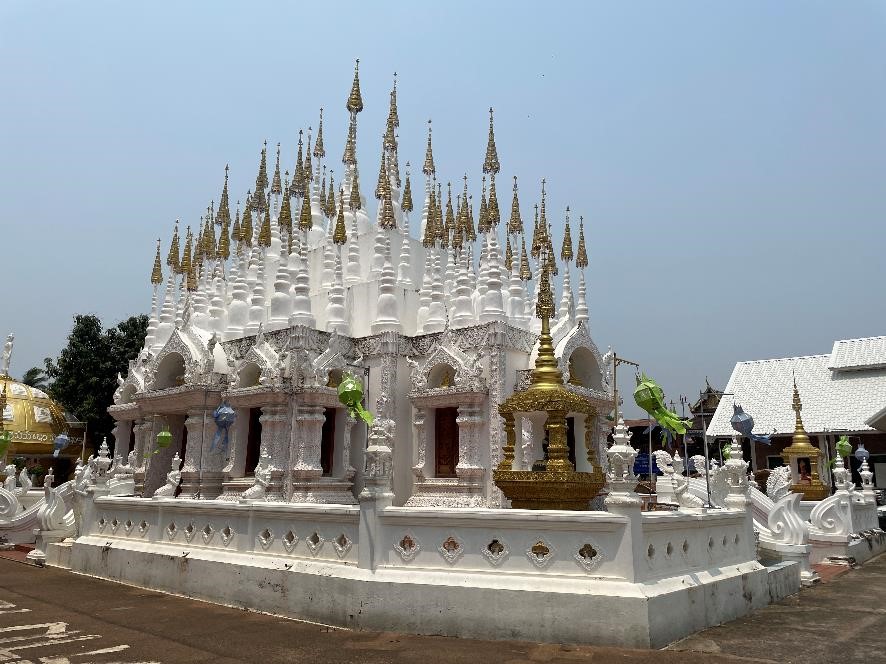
780,378,829,501
492,239,605,510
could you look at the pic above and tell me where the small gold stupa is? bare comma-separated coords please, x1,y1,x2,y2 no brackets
492,243,605,510
780,378,829,501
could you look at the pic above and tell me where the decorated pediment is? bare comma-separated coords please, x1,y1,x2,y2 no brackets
144,327,225,391
407,335,486,394
234,324,285,389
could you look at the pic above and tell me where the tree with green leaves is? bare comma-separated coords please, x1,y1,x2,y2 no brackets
20,367,48,389
44,314,148,449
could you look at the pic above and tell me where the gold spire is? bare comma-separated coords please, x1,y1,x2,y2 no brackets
422,120,435,176
232,203,241,245
435,182,446,246
278,188,293,237
546,217,558,277
422,180,437,247
791,377,808,439
478,176,489,233
217,164,231,226
508,176,523,235
258,194,272,247
255,140,269,196
203,208,217,259
270,143,282,195
561,207,573,262
298,188,313,230
333,192,347,245
487,173,500,227
444,182,455,239
530,204,540,259
320,168,328,215
151,239,163,285
467,194,476,241
530,249,562,387
218,214,230,261
389,72,399,129
186,260,197,292
375,139,387,200
346,59,364,114
402,165,414,213
181,226,193,276
519,235,532,281
505,235,513,270
483,107,501,175
304,129,313,184
313,108,326,159
380,159,396,230
575,216,588,269
349,168,362,211
326,171,336,218
166,220,181,274
293,130,305,197
241,193,254,246
342,116,357,166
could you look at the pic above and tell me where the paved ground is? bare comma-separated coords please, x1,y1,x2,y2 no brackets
0,555,882,664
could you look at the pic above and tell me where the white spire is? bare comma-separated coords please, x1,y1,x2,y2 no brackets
153,271,177,351
450,248,475,328
479,228,507,323
225,252,250,340
145,285,160,349
371,233,401,333
320,236,335,289
575,270,589,325
289,232,316,328
345,212,362,285
326,250,349,335
397,220,412,287
208,269,227,336
416,246,433,333
268,250,294,330
244,254,267,335
507,260,528,328
425,249,447,333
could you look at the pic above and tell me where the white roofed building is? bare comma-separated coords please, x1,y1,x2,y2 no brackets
707,336,886,488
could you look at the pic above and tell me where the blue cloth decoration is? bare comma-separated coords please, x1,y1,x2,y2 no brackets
730,403,771,445
211,402,237,453
53,433,71,458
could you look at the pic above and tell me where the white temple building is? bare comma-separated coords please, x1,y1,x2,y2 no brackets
27,63,814,649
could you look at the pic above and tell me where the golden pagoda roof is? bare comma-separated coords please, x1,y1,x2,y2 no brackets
0,375,71,454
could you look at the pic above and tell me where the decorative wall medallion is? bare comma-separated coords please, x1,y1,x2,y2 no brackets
332,533,352,559
166,522,177,541
123,519,134,535
221,525,234,546
666,542,674,558
647,543,656,559
184,522,196,543
439,535,464,565
201,523,214,544
282,530,298,553
394,533,420,562
306,531,324,555
97,515,107,532
573,542,604,572
681,539,690,557
526,539,554,568
138,520,149,536
110,518,120,534
482,538,509,566
721,535,728,548
258,527,274,550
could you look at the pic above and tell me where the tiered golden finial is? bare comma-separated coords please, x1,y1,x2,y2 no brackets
422,185,437,248
166,221,181,274
779,376,829,500
241,192,254,246
375,140,388,200
181,227,193,277
218,213,230,261
186,259,197,292
254,141,269,201
203,206,217,259
530,204,541,259
402,164,414,213
333,193,348,245
151,239,163,285
380,157,397,231
232,202,241,247
434,182,446,246
519,235,532,281
467,194,476,241
487,174,500,227
258,194,272,247
389,72,399,129
278,186,293,238
271,144,282,196
561,207,573,263
509,176,523,235
483,107,501,175
304,129,313,183
325,171,336,217
293,130,305,197
346,59,364,114
505,235,513,270
492,233,604,509
349,167,362,211
217,165,231,227
313,108,326,159
422,120,435,176
299,186,313,230
444,182,455,239
477,176,489,233
575,216,588,269
342,117,357,166
319,167,328,216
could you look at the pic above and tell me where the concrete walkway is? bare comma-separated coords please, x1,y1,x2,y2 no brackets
0,555,882,663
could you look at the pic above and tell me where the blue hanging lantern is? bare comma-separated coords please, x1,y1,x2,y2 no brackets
730,403,771,445
211,402,236,453
53,432,71,458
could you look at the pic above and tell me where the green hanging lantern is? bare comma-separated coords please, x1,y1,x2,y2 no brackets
633,373,692,441
835,435,851,459
338,372,374,426
155,428,173,455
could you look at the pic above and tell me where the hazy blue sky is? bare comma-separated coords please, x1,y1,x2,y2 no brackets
2,1,884,414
